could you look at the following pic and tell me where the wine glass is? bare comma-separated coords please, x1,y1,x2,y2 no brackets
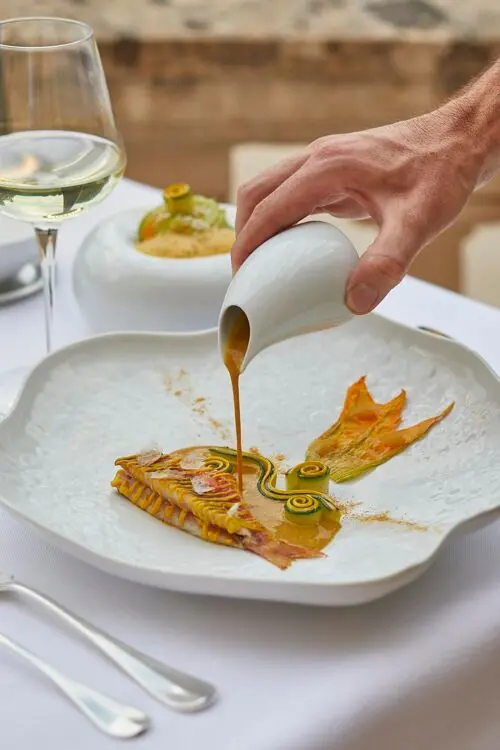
0,17,126,354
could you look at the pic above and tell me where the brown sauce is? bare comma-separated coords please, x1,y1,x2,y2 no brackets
240,462,339,554
223,311,340,553
223,310,250,496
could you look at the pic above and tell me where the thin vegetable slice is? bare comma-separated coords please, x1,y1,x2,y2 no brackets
307,378,454,482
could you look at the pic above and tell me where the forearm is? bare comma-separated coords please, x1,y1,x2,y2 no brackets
443,59,500,187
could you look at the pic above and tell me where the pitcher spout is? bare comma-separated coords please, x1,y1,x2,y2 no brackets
218,221,359,374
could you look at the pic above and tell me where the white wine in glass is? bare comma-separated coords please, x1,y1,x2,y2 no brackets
0,17,126,352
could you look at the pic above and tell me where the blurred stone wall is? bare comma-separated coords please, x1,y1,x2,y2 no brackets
7,0,500,291
7,1,500,41
7,1,500,197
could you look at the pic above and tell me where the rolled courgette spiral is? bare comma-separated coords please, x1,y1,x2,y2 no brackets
285,461,330,495
163,183,194,215
202,456,233,474
284,495,323,525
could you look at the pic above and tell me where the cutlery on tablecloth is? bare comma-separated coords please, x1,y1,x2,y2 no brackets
0,632,149,738
0,573,217,712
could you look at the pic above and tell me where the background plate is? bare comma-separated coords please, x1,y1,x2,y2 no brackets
0,316,499,606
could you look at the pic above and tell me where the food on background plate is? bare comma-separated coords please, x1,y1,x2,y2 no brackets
307,376,454,482
136,183,234,259
111,447,341,570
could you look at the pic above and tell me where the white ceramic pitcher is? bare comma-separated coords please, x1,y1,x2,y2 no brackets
218,220,359,372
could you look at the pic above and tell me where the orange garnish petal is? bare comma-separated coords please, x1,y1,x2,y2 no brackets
307,378,454,482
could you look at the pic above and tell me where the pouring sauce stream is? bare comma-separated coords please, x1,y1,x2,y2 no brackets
223,310,250,496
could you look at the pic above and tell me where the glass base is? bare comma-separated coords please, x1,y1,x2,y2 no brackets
0,366,29,420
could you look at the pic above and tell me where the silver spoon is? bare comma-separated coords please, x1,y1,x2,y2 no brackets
0,573,217,712
0,632,149,738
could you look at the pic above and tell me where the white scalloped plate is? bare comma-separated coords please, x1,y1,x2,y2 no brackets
0,316,499,606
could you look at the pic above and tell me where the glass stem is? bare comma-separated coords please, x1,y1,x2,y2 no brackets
34,227,58,354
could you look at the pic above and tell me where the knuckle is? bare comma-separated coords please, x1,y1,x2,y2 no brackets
309,135,328,150
313,142,337,161
309,136,341,160
374,253,406,284
311,134,361,162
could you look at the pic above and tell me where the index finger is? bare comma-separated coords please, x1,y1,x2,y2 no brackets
235,151,308,235
231,163,330,272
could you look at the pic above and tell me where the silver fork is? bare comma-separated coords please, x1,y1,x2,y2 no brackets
0,573,217,712
0,632,149,738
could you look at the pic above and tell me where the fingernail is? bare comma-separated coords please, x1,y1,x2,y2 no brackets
346,283,379,314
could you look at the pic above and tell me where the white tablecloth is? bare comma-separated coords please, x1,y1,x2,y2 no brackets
1,179,500,750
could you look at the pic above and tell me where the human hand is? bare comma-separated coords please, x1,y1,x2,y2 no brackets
232,107,485,314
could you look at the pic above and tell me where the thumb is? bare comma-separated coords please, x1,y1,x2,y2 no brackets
345,217,421,314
